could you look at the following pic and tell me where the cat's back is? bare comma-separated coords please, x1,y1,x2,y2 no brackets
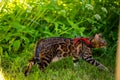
37,37,73,49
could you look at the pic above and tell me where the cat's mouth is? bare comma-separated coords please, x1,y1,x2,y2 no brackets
99,46,107,49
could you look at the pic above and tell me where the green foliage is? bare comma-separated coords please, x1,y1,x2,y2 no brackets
0,0,119,80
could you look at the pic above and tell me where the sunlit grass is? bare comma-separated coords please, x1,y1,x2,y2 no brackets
0,69,5,80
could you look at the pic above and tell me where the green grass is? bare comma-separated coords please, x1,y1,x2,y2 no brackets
1,45,115,80
2,60,115,80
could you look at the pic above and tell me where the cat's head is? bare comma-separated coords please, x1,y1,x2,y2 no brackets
90,33,107,48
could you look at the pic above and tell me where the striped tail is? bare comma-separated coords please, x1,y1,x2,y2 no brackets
24,40,42,76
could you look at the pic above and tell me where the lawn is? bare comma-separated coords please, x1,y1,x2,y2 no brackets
1,45,115,80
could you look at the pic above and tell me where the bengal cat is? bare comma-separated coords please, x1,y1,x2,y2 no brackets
24,33,108,76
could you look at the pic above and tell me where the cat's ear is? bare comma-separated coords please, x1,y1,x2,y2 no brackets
98,33,102,37
95,33,102,39
94,33,100,40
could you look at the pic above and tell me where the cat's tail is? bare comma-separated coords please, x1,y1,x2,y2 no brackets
24,39,42,76
24,58,35,76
